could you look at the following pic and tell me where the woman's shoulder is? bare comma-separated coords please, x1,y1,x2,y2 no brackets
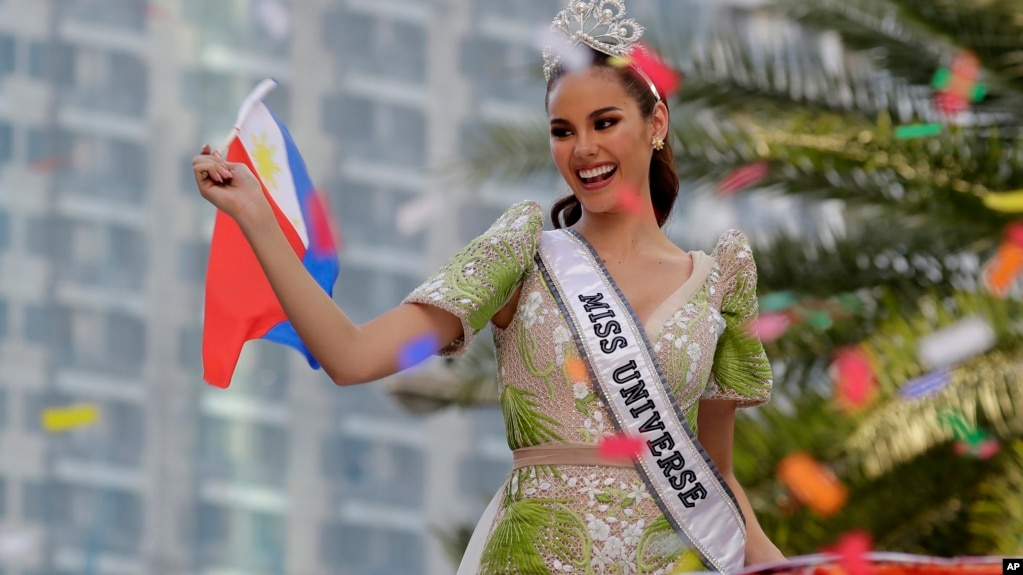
710,229,755,269
473,200,545,250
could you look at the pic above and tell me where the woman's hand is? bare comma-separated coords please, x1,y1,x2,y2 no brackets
192,144,271,228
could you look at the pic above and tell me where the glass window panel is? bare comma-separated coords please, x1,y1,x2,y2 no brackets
0,121,12,164
0,298,7,341
106,312,146,373
27,40,74,85
0,33,14,76
0,209,9,252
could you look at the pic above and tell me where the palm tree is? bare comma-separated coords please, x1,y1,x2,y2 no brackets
395,0,1023,560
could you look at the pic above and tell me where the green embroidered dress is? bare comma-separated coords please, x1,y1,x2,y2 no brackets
404,201,773,575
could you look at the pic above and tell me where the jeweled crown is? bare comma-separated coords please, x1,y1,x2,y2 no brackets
542,0,646,82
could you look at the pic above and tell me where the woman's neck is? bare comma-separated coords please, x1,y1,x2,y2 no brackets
571,208,670,265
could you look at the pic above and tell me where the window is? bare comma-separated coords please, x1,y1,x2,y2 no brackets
0,209,9,252
198,417,289,487
178,240,208,285
26,127,72,166
0,298,7,341
106,312,146,372
319,522,424,574
0,33,15,76
27,40,74,86
23,303,71,348
325,435,425,507
178,324,202,374
0,122,11,165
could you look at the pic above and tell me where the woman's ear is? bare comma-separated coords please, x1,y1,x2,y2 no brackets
651,100,670,140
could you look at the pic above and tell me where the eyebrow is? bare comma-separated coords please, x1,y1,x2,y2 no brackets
549,106,623,125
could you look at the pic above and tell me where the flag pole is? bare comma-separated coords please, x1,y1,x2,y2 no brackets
218,78,278,153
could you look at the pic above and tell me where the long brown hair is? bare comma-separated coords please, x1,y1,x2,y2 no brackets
546,49,679,229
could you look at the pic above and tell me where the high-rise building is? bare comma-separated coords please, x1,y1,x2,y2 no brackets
0,1,766,574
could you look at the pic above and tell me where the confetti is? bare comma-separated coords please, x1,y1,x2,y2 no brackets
612,43,682,99
939,409,987,445
981,190,1023,214
41,403,100,433
746,313,790,343
759,291,797,313
831,347,876,412
894,123,942,140
255,0,292,42
827,531,872,575
955,438,1000,459
0,530,38,557
777,451,848,517
1004,222,1023,247
534,26,592,76
397,332,440,371
598,434,646,462
304,190,340,257
566,358,589,383
898,368,951,400
715,161,770,196
916,316,996,371
396,194,445,236
981,240,1023,296
616,185,644,214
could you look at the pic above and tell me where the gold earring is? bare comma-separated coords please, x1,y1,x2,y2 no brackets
652,137,665,151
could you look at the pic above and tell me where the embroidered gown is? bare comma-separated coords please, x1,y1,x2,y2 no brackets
404,201,773,575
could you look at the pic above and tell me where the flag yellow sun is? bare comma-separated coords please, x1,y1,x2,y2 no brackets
250,132,282,190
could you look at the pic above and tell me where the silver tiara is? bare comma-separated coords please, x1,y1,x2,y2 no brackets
542,0,646,82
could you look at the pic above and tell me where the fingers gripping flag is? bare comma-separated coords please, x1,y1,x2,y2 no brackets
203,79,340,388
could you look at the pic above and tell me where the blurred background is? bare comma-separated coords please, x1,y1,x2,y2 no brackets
1,0,1022,574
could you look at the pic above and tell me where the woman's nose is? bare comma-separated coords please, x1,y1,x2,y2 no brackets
574,133,597,158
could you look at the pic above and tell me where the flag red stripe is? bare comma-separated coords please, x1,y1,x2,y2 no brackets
201,139,307,388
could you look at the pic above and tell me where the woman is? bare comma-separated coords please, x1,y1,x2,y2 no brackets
193,2,785,572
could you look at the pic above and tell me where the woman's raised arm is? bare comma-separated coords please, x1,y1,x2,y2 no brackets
193,147,463,386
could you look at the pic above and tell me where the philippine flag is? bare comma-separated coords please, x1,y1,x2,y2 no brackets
202,79,339,388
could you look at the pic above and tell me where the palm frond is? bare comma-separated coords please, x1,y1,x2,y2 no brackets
968,440,1023,555
847,347,1023,477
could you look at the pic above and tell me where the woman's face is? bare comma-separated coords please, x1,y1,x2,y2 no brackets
547,67,665,218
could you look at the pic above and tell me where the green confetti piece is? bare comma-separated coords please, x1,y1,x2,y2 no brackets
931,67,950,90
806,311,834,330
895,123,942,139
972,83,986,102
759,291,797,312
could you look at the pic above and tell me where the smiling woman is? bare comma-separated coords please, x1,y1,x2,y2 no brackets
545,49,679,230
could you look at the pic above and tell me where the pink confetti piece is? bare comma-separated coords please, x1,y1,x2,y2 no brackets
397,332,440,371
625,44,682,99
934,91,969,116
827,531,872,575
304,190,340,257
598,434,645,462
746,313,790,343
616,185,644,214
954,438,1000,460
831,347,876,412
1005,222,1023,248
715,161,770,196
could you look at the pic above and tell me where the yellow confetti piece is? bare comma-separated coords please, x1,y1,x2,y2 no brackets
982,190,1023,213
41,404,100,433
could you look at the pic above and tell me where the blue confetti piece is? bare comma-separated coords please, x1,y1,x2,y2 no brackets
398,333,440,371
899,369,951,400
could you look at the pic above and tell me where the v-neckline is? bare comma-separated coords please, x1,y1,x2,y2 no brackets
640,251,713,341
564,229,714,343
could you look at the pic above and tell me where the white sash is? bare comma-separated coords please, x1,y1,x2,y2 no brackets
537,229,747,573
